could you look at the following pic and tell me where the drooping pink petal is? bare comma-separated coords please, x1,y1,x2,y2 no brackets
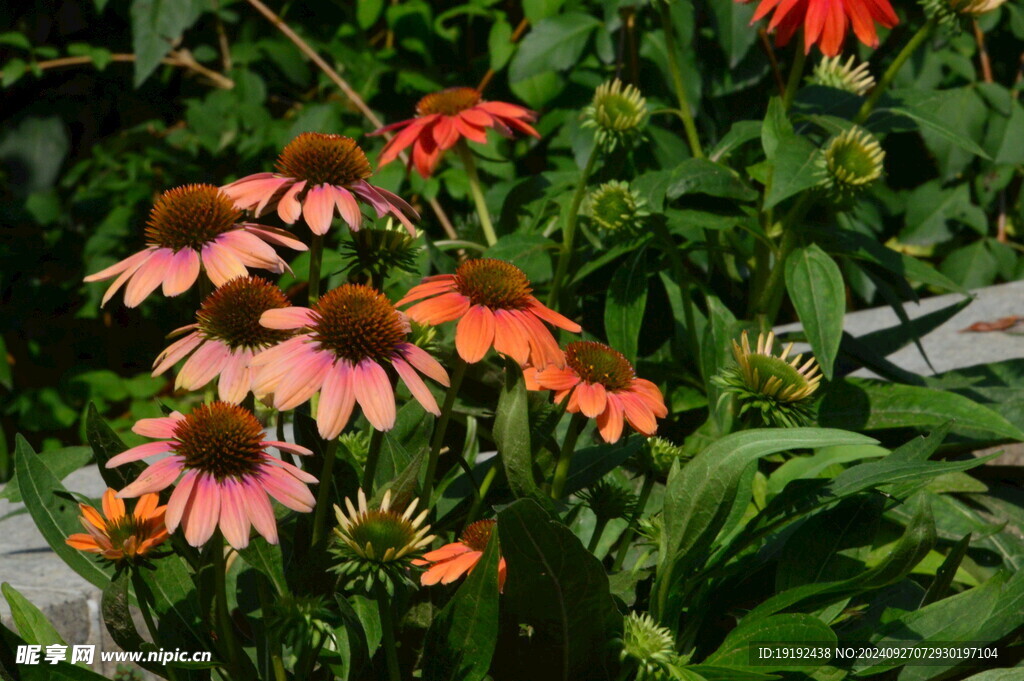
176,339,232,391
396,343,449,386
260,465,316,512
333,186,363,230
99,250,157,306
273,349,332,411
353,359,396,431
161,248,202,297
217,230,283,270
242,225,308,251
217,348,253,404
201,242,249,286
117,456,184,497
456,305,496,363
261,307,315,330
84,249,153,283
123,248,174,308
152,332,204,376
218,478,252,550
260,454,318,484
106,441,175,468
393,356,440,415
315,360,356,439
131,415,184,439
276,180,307,224
302,185,335,235
261,441,314,456
165,469,199,533
183,474,221,547
492,309,532,364
240,479,278,544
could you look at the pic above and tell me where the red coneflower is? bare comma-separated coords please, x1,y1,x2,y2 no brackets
370,87,539,178
107,403,316,549
66,488,168,562
413,519,507,592
84,185,305,308
152,276,295,404
741,0,899,56
397,259,580,366
526,341,668,443
221,133,418,236
252,284,450,437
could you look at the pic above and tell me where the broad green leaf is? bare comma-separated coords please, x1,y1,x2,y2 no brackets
921,534,971,606
484,232,556,283
564,438,644,496
707,0,757,67
604,248,648,363
238,537,288,596
784,244,845,379
508,13,599,83
2,582,66,646
494,361,553,510
0,445,92,503
0,621,109,681
356,0,384,29
766,444,888,500
764,135,821,208
700,294,739,434
706,614,836,672
762,97,792,160
666,158,758,202
422,528,501,681
819,379,1024,441
710,120,762,162
522,0,565,22
135,552,207,652
13,435,113,589
101,573,165,675
880,89,991,160
487,17,514,72
130,0,205,87
86,403,144,491
498,498,621,681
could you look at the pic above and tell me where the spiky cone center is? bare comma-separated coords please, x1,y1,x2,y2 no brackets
339,510,424,562
459,519,496,552
620,613,677,670
310,284,408,363
811,56,875,96
824,127,885,188
416,87,482,116
172,402,266,480
589,79,647,133
275,133,373,187
732,332,821,403
454,258,534,310
197,276,294,350
565,341,635,391
589,181,640,232
580,481,636,522
145,184,241,251
94,513,155,558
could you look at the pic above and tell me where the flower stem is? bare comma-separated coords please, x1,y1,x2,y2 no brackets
256,575,287,681
547,145,599,307
455,141,498,247
131,571,180,681
422,357,468,507
782,43,806,110
752,195,811,321
308,233,324,305
375,583,401,681
212,534,243,680
311,439,339,546
611,472,655,571
466,462,499,525
856,18,937,124
362,428,385,492
659,1,703,159
550,412,587,500
587,517,609,554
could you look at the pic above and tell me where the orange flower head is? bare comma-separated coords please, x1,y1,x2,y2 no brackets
397,258,581,366
527,341,669,443
370,87,540,178
413,519,507,591
66,488,168,562
740,0,899,56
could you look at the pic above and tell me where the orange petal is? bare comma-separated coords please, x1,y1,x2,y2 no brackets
456,305,496,363
102,488,125,521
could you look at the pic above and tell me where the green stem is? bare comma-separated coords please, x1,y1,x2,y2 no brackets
456,141,498,247
659,1,703,159
375,584,401,681
212,534,243,680
547,145,599,307
311,439,339,546
132,572,180,681
422,358,468,506
550,412,587,500
781,43,806,110
256,576,287,681
466,463,499,524
856,18,937,124
752,194,812,322
587,517,609,554
362,428,384,492
611,472,655,571
308,233,324,305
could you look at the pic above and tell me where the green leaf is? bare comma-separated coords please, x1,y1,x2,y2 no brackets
422,527,501,681
819,379,1024,441
881,89,991,160
238,537,288,596
484,232,556,283
101,573,165,675
13,435,114,589
921,533,971,606
665,158,758,202
130,0,204,87
604,247,648,363
508,13,599,83
564,438,645,496
766,443,888,500
523,0,565,22
2,58,27,87
764,135,821,209
86,403,144,491
0,621,110,681
497,498,621,681
488,17,514,72
706,614,837,672
356,0,384,29
494,361,551,508
0,446,92,503
135,552,207,651
2,582,66,646
761,98,792,160
784,244,845,379
707,0,757,67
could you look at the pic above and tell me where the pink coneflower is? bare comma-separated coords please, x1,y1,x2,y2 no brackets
220,133,419,237
396,258,581,366
370,87,540,178
107,403,316,549
252,283,449,438
525,341,668,443
83,184,305,308
152,276,295,403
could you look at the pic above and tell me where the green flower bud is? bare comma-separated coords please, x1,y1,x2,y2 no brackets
586,180,648,234
809,56,875,96
819,126,885,201
582,79,648,150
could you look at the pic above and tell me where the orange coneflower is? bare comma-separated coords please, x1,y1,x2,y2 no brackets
252,284,450,437
106,403,317,549
84,185,305,308
526,341,668,443
370,87,539,178
66,488,168,562
221,133,418,236
741,0,899,56
397,259,581,366
413,519,507,592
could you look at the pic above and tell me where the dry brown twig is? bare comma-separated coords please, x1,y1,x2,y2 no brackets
32,49,235,89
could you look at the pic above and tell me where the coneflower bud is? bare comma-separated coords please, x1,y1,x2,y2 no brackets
342,217,423,280
614,613,682,681
819,126,885,202
578,479,638,524
582,79,648,150
586,181,648,234
809,56,875,96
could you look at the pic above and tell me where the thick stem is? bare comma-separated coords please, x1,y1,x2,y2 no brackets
375,584,401,681
752,194,812,322
856,18,937,124
587,518,609,554
466,463,499,525
611,473,655,571
547,146,599,307
308,233,324,305
422,358,468,506
659,2,704,159
311,439,339,546
362,428,385,492
213,535,243,680
550,412,587,500
456,142,498,247
781,44,807,110
256,576,287,681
